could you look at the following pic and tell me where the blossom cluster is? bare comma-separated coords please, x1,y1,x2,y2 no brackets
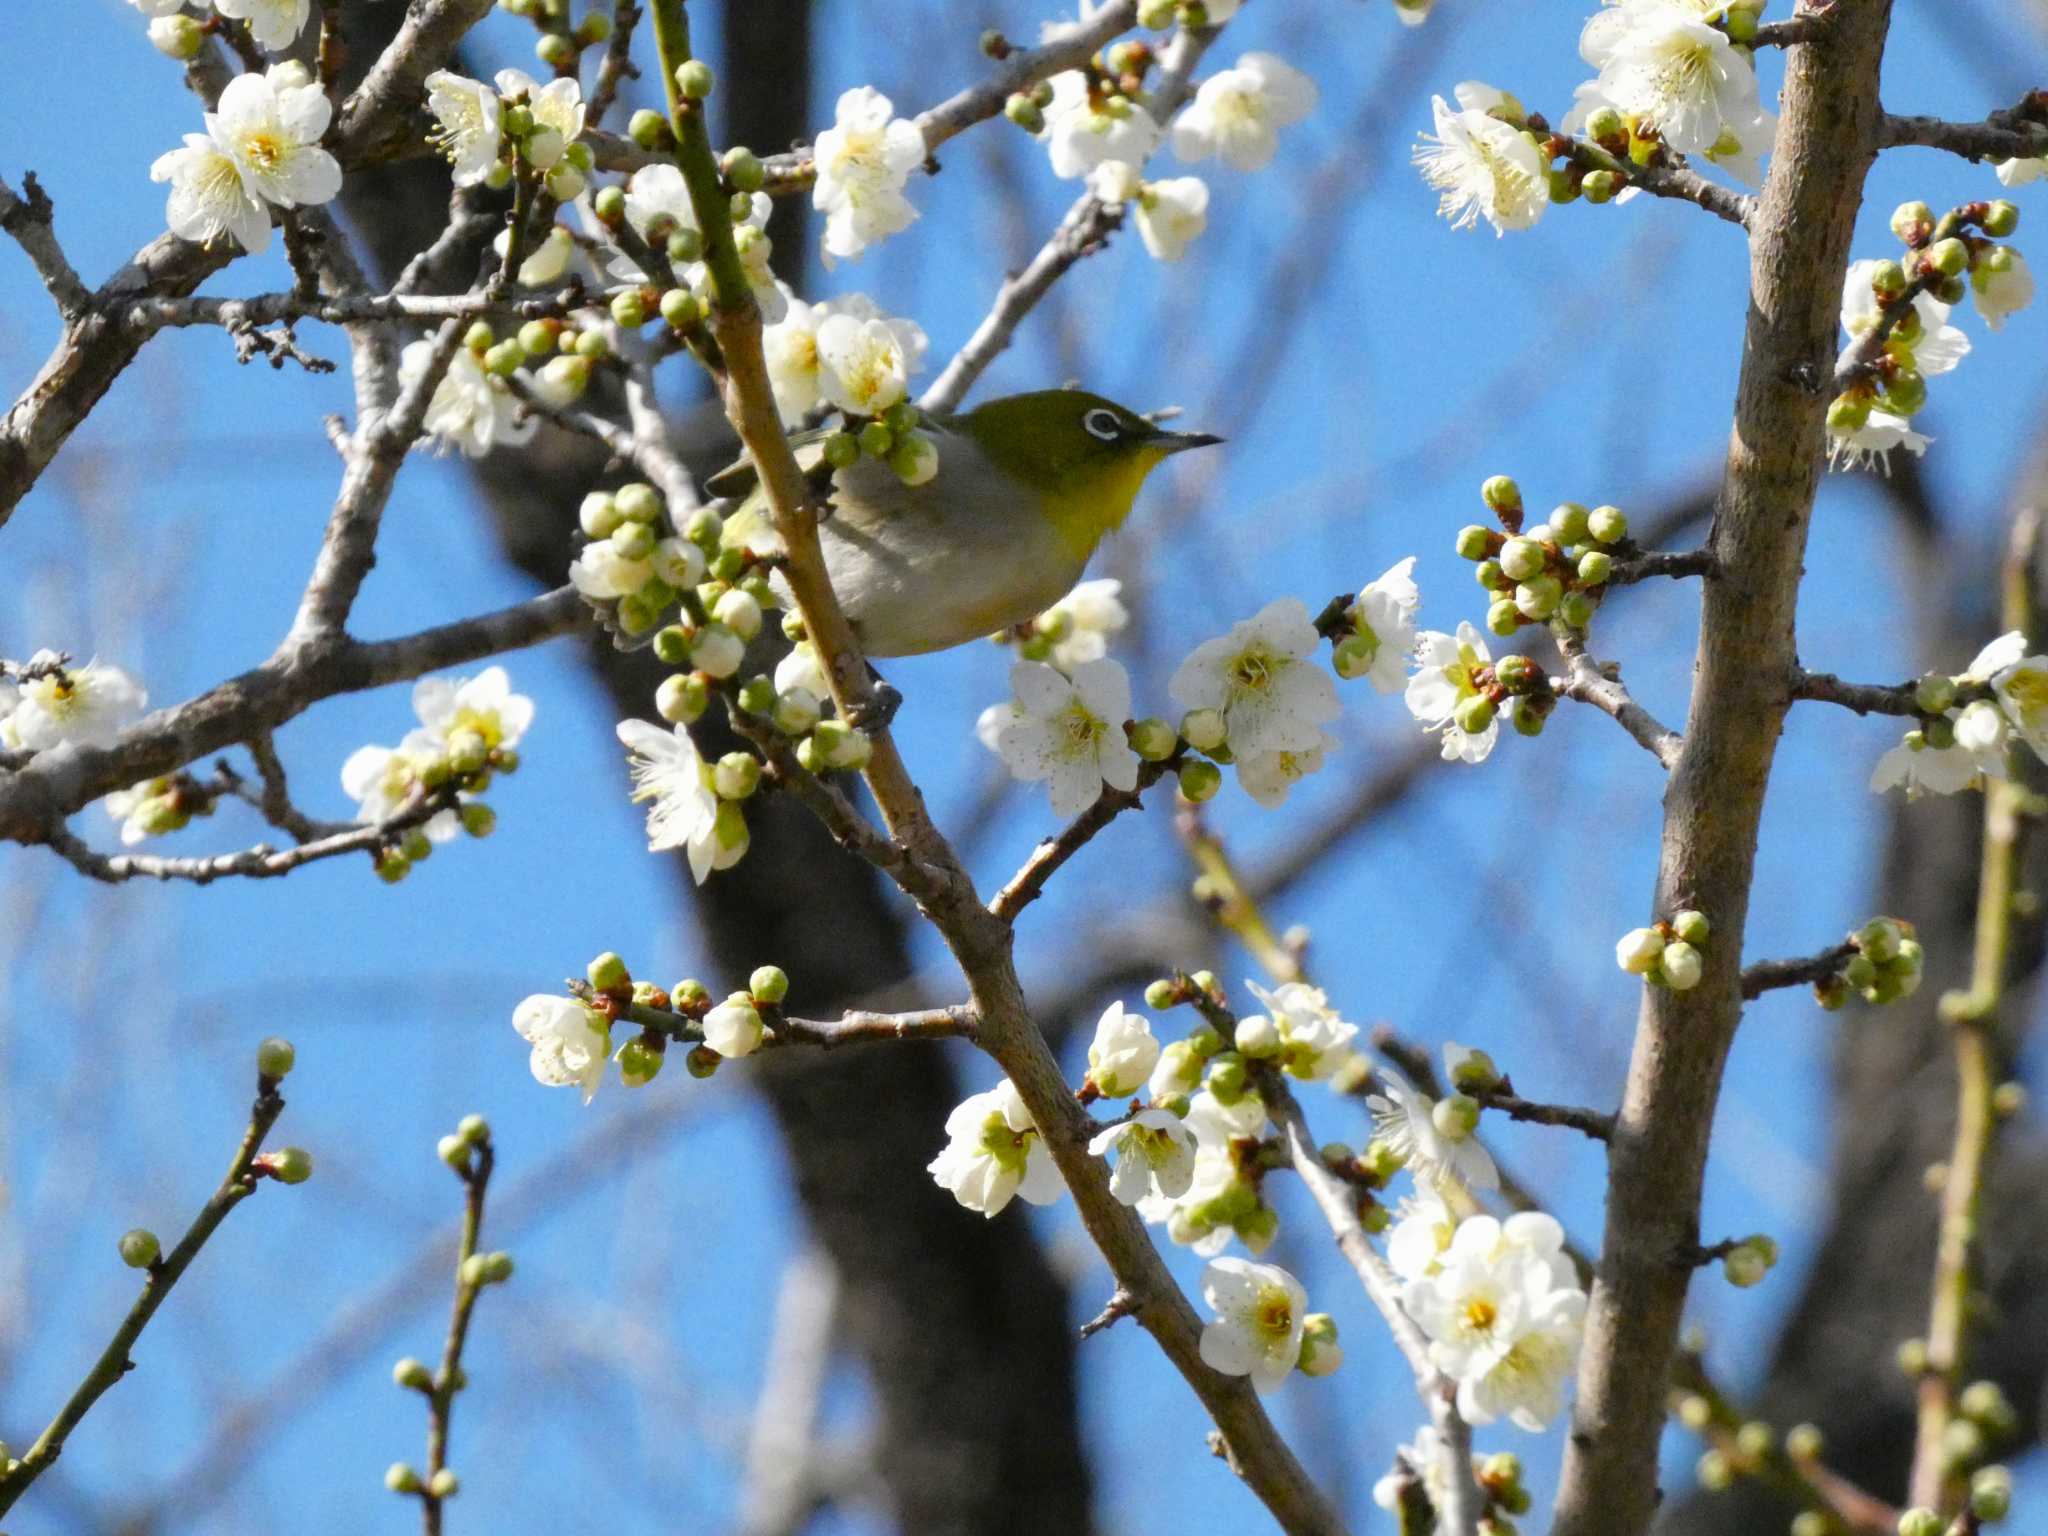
513,953,791,1103
1615,908,1712,993
152,64,341,255
1811,917,1925,1010
1415,0,1776,240
1869,631,2048,799
1827,200,2031,471
133,0,311,55
339,666,531,879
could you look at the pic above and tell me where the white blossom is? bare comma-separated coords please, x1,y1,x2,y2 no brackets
129,0,187,14
103,779,177,846
615,718,733,882
814,311,916,416
1169,598,1340,758
152,134,274,254
512,994,610,1103
1869,721,2007,799
493,224,575,287
927,1079,1064,1216
213,0,310,50
1414,86,1548,236
1974,250,2036,330
1996,156,2047,188
400,339,534,459
412,666,533,753
1244,979,1358,1079
1135,176,1210,261
1172,53,1318,173
1828,407,1930,474
1031,578,1130,674
1088,1108,1197,1205
1346,556,1422,691
703,995,765,1058
1040,70,1161,179
6,655,147,752
1368,1073,1499,1195
1400,1214,1586,1431
340,728,460,841
1386,1193,1459,1282
763,293,927,426
811,86,925,264
569,542,654,600
494,68,587,149
424,71,502,186
209,70,342,212
980,658,1140,817
622,163,700,251
1406,622,1500,764
1992,651,2048,764
1578,0,1774,172
1235,731,1335,809
1198,1257,1309,1393
1084,1001,1160,1097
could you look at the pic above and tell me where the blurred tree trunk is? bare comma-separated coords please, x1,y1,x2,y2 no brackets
330,8,1092,1532
1666,460,2048,1532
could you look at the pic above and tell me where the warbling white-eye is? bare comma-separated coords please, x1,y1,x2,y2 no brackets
710,389,1219,658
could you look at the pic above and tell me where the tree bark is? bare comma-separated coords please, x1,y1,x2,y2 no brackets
1553,9,1897,1534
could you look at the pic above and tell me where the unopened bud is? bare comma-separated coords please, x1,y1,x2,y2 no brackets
1432,1093,1481,1141
118,1228,161,1268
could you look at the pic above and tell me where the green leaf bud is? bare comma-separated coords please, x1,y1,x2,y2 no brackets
1486,598,1524,637
1178,758,1222,803
1577,549,1613,586
393,1355,433,1390
1857,917,1903,962
256,1036,297,1079
1970,1465,2013,1521
1587,504,1629,544
1455,524,1497,561
118,1227,161,1268
1481,474,1522,517
1454,695,1497,735
1582,169,1623,204
675,59,715,98
386,1462,423,1495
1498,536,1546,582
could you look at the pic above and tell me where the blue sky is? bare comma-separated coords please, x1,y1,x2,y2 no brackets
2,1,2046,1531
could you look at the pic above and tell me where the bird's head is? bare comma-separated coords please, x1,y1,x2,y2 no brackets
958,389,1221,554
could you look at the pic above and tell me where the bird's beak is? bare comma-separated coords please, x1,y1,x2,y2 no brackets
1156,430,1223,454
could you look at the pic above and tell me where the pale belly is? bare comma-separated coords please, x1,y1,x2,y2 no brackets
817,459,1090,657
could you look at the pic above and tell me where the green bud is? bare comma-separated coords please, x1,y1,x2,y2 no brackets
534,30,576,68
1475,559,1511,592
1178,758,1222,803
1586,504,1628,544
592,184,627,226
1486,598,1524,638
1508,696,1547,737
1004,93,1046,132
1493,653,1537,693
1330,632,1378,680
1734,1420,1774,1460
1448,1047,1500,1093
1788,1515,1827,1536
1143,978,1179,1010
1959,1379,2015,1435
1455,524,1497,561
1784,1423,1823,1462
575,10,612,43
1585,105,1626,144
616,1034,664,1087
713,751,761,801
857,420,894,459
659,288,701,329
1892,200,1934,242
1695,1449,1733,1492
428,1468,460,1499
1547,167,1583,205
1970,1465,2013,1521
1676,1393,1714,1430
1550,501,1591,544
655,672,710,725
1722,7,1757,42
1912,673,1958,714
463,320,495,354
1858,917,1903,962
1927,237,1969,277
1129,717,1178,761
458,1113,489,1145
1897,1512,1943,1536
1432,1092,1481,1141
722,146,765,193
1671,909,1710,947
482,161,515,192
1982,200,2020,238
393,1355,433,1391
481,338,523,375
675,59,715,99
667,225,705,263
1935,273,1967,305
386,1462,423,1495
1942,1416,1986,1469
1722,1240,1769,1288
628,109,670,150
1897,1336,1929,1376
1577,549,1613,586
820,430,862,470
1454,695,1497,735
685,1043,721,1078
578,488,623,539
1879,367,1928,417
609,289,647,330
588,952,630,991
375,850,411,884
1514,574,1562,621
118,1227,161,1268
256,1036,296,1079
1498,536,1546,582
1828,391,1874,434
1481,474,1522,517
1582,169,1623,204
1179,708,1227,753
265,1147,314,1185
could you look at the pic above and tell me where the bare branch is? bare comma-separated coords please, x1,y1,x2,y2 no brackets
1607,547,1717,585
1474,1086,1615,1142
1550,627,1683,770
990,759,1175,922
0,173,90,320
1739,941,1857,1000
1787,666,1987,718
1880,99,2048,163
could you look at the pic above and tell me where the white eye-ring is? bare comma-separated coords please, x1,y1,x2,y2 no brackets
1082,407,1122,442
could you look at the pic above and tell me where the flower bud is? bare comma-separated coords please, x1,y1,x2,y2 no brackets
149,15,205,57
1734,1420,1774,1460
1827,391,1874,434
1784,1423,1823,1462
1447,1045,1499,1092
1577,549,1613,586
1178,758,1222,802
437,1133,468,1167
386,1462,424,1494
1493,653,1537,693
1942,1416,1986,1469
1508,697,1547,737
1586,505,1628,544
1123,717,1175,762
575,9,612,42
1514,575,1562,621
1722,1240,1770,1288
1432,1092,1481,1141
256,1035,296,1079
1970,1465,2013,1521
1498,536,1546,582
1982,200,2020,238
706,751,756,801
890,433,940,486
1616,926,1665,975
1234,1013,1281,1058
588,952,630,991
609,289,648,330
1670,909,1710,947
1658,940,1704,991
1297,1313,1342,1377
428,1467,460,1499
1896,1511,1943,1536
616,1034,663,1087
722,146,765,193
393,1355,433,1391
1695,1449,1733,1492
1475,559,1510,592
119,1228,161,1268
1926,237,1969,278
1455,524,1498,561
264,1147,314,1184
1486,598,1523,637
1179,708,1227,752
1454,695,1497,735
1330,632,1376,680
675,59,715,99
653,672,708,725
1582,169,1623,204
1891,200,1934,242
536,353,591,404
1857,917,1903,962
1481,474,1522,517
1879,367,1928,417
659,287,702,330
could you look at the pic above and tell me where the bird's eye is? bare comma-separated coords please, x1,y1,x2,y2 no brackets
1082,408,1122,442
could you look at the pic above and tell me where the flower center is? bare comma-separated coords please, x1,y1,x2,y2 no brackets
1057,701,1106,756
1461,1296,1499,1334
1229,645,1282,694
240,130,287,172
977,1111,1031,1173
1253,1285,1295,1343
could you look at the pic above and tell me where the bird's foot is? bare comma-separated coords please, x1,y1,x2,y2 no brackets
846,680,902,733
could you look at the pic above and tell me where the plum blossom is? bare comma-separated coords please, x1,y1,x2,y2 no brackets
208,70,342,213
401,339,533,459
1368,1073,1499,1195
1198,1257,1309,1393
1342,557,1422,691
1578,0,1775,171
1841,259,1971,377
5,654,147,752
1089,1109,1197,1205
1243,979,1358,1079
1172,53,1319,173
811,86,925,264
1406,622,1500,764
512,995,610,1103
424,71,502,186
927,1079,1064,1216
1169,598,1340,758
1083,1001,1160,1097
412,666,533,754
1040,70,1161,179
1414,85,1548,235
979,659,1140,817
1235,732,1336,809
213,0,310,50
762,292,927,426
615,718,735,882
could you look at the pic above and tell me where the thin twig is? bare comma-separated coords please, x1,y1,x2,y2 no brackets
1550,627,1682,770
1739,941,1857,1000
990,760,1174,921
0,173,91,320
586,0,645,127
0,1076,290,1516
1473,1087,1614,1142
420,1135,495,1535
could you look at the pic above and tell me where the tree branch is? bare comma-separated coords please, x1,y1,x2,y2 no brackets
989,760,1175,922
0,172,91,321
1550,627,1683,770
1879,103,2048,163
1739,941,1858,1000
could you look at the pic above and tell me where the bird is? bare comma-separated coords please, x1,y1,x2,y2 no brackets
709,389,1220,659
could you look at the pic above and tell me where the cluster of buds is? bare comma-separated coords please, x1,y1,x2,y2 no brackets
572,481,771,643
1891,1350,2021,1512
1718,1232,1776,1289
434,1112,493,1174
1458,475,1627,638
812,400,941,489
1476,1451,1535,1523
369,732,516,885
1685,1398,1813,1511
466,313,604,408
1812,917,1925,1010
497,0,614,75
585,953,793,1083
1003,76,1061,135
1831,198,2030,439
1615,909,1711,992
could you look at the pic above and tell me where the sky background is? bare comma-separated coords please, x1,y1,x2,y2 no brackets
3,0,2048,1532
